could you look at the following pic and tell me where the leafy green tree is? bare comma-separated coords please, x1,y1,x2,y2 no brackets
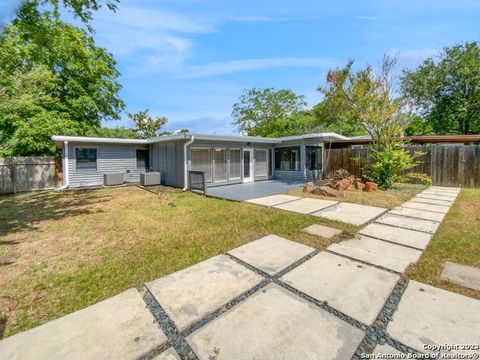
87,126,140,139
401,42,480,135
0,5,124,155
311,101,367,136
128,109,168,139
232,88,310,137
316,56,407,143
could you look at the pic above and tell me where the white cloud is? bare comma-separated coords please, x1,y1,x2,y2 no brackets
177,57,338,79
354,15,380,20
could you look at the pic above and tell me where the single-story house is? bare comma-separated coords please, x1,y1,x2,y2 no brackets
51,132,350,189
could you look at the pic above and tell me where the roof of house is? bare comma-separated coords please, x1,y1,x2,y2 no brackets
51,132,349,146
329,134,480,144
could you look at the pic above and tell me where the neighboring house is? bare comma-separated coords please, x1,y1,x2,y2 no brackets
51,132,349,189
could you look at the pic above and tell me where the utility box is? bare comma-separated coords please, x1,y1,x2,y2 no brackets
140,172,161,186
103,173,124,186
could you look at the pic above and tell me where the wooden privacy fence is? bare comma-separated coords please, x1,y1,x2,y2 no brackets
324,145,480,188
0,156,60,194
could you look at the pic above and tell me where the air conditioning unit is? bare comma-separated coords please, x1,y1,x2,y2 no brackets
140,172,161,186
104,173,124,186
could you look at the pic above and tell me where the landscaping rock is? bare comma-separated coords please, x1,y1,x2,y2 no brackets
334,178,352,191
303,181,315,193
332,168,351,181
354,179,365,190
312,186,343,197
363,181,378,192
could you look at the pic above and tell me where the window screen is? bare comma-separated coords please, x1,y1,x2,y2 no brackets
275,147,300,171
214,148,227,182
76,148,97,171
255,149,268,176
306,146,323,170
191,148,212,182
136,150,149,169
229,149,241,179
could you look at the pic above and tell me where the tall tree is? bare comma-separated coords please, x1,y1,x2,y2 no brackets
0,4,124,155
316,56,407,143
401,42,480,135
231,88,310,137
128,109,168,139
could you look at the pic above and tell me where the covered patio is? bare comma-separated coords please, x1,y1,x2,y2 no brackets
206,180,303,201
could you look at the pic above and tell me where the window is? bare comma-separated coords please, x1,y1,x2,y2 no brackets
306,146,323,170
268,149,273,177
275,147,300,171
136,150,149,170
76,148,97,171
229,149,241,179
191,148,212,182
214,148,227,182
255,149,268,177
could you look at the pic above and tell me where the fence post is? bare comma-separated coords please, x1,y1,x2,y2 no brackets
10,161,17,194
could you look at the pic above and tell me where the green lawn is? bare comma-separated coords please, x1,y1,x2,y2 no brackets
0,186,358,338
407,188,480,300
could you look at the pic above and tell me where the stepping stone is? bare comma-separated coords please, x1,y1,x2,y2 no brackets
372,344,403,355
359,223,432,250
328,236,422,273
389,207,445,222
312,202,386,226
440,262,480,291
281,252,399,325
429,186,460,193
302,224,342,238
410,197,453,206
245,194,300,207
402,201,450,213
421,191,458,199
228,235,314,275
187,283,364,360
154,348,181,360
146,255,262,331
274,197,337,214
417,193,456,201
0,289,167,360
375,214,440,233
387,280,480,353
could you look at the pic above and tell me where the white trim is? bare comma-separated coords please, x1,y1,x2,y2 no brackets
64,141,69,187
276,132,350,141
243,148,254,183
183,135,195,190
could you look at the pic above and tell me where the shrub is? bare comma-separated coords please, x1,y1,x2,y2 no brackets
404,172,433,186
363,143,425,189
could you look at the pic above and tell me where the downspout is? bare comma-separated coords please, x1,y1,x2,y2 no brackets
183,135,195,190
56,141,69,190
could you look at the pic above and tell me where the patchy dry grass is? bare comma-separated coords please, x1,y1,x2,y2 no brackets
407,188,480,299
286,183,424,209
0,186,358,338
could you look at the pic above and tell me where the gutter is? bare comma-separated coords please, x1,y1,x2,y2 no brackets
183,135,195,190
56,141,70,190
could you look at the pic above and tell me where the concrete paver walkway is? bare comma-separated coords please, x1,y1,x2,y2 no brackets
2,186,478,360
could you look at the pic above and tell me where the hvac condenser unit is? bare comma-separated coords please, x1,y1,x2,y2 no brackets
103,173,124,186
140,172,161,186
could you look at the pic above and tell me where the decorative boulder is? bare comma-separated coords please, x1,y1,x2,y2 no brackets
334,178,352,191
354,179,365,190
363,181,378,192
312,186,344,197
303,181,315,193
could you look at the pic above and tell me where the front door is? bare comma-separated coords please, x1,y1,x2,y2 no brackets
243,149,254,182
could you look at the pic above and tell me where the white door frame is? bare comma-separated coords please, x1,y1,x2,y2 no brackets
243,148,254,182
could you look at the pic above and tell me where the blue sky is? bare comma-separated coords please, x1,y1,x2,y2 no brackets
3,0,480,134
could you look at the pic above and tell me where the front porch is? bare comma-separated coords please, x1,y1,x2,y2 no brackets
206,180,304,201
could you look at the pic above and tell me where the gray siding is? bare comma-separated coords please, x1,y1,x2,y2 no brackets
150,140,186,188
187,140,274,188
67,143,148,187
272,139,324,183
